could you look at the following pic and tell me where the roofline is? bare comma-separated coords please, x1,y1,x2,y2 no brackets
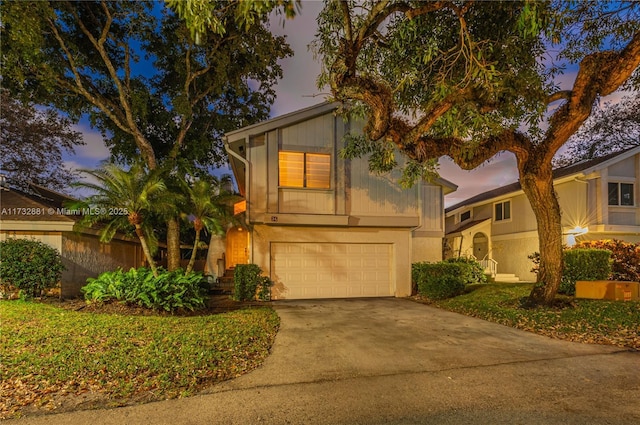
445,146,640,215
225,102,340,140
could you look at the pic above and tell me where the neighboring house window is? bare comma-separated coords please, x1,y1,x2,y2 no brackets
608,182,634,206
460,210,471,222
494,200,511,222
279,151,331,189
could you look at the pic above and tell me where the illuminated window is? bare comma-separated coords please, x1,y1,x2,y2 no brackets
608,182,634,206
279,151,330,189
494,200,511,222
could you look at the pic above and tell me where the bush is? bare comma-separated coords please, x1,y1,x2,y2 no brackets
412,262,467,300
573,239,640,282
82,267,207,312
0,238,65,298
560,249,611,295
445,257,487,285
233,264,272,301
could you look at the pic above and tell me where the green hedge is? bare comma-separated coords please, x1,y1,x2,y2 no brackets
560,249,611,295
445,257,487,285
0,238,65,298
412,262,467,300
233,264,272,301
82,267,207,312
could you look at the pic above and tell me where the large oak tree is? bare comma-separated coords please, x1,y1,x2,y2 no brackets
311,0,640,305
1,1,292,270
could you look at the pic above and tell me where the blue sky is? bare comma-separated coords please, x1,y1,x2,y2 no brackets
63,0,630,206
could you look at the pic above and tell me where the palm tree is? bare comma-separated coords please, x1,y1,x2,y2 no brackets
71,162,167,277
182,175,235,274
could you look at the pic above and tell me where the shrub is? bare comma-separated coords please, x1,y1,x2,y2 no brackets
412,262,466,300
573,239,640,282
560,249,611,295
233,264,272,301
0,238,65,298
445,257,487,285
82,267,207,312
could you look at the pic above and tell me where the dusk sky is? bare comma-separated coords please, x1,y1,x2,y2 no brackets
64,0,623,206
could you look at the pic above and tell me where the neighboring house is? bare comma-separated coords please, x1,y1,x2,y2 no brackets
444,146,640,282
0,182,144,298
211,102,457,299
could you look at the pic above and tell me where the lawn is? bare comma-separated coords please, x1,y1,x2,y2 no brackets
0,301,279,419
418,283,640,349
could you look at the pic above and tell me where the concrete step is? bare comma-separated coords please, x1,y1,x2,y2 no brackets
494,273,520,283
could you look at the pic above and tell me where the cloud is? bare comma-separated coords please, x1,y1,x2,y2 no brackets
72,123,110,160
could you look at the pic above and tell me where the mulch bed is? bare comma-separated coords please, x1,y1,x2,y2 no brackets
39,295,271,316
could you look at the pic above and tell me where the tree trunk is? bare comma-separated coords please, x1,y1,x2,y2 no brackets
185,229,201,275
135,225,159,277
519,165,564,305
166,217,181,271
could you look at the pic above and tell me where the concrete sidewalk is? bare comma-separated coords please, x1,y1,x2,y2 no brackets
9,298,640,424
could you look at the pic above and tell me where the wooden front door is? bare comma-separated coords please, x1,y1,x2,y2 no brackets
226,227,249,269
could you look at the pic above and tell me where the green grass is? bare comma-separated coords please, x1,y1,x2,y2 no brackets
421,283,640,349
0,301,279,418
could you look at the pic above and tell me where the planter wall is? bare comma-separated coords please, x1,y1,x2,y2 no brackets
575,281,639,301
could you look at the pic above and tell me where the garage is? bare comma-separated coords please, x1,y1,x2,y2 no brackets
270,242,393,299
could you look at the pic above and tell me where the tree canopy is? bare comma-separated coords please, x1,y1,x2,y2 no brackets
0,90,84,192
312,0,640,304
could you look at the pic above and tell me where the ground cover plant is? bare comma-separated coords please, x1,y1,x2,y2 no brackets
0,301,279,419
417,283,640,349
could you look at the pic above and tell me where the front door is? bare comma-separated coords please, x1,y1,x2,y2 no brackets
473,232,489,260
226,227,249,269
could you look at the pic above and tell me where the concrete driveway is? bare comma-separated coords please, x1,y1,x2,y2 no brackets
11,298,640,425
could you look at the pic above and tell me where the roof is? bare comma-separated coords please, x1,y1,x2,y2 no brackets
0,188,75,223
445,218,491,236
445,146,640,213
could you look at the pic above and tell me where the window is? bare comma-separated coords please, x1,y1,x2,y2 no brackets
460,210,471,222
279,151,330,189
494,200,511,222
608,182,634,206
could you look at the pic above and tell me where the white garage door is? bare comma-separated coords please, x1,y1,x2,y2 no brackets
271,243,392,299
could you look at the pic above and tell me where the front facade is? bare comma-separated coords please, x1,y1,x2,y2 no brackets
445,147,640,282
0,184,144,297
221,102,456,299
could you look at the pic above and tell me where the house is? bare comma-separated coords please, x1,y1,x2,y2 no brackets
210,102,457,299
444,146,640,282
0,182,144,297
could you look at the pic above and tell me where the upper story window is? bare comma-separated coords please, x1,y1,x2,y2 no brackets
608,182,634,206
494,200,511,222
460,210,471,222
279,151,331,189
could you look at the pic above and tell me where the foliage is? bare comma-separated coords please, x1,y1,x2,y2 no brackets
82,267,207,312
312,0,640,305
445,257,488,285
560,249,612,295
71,162,167,277
412,262,467,300
0,301,279,418
182,175,236,274
233,264,273,301
0,239,65,299
573,239,640,282
554,93,640,167
167,0,299,42
0,90,84,192
423,283,639,349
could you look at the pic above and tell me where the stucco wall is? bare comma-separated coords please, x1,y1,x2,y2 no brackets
491,234,538,281
411,237,443,263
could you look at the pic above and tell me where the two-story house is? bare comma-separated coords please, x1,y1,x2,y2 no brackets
216,102,456,299
445,146,640,282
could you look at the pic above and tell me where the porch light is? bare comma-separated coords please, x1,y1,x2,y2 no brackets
564,226,589,247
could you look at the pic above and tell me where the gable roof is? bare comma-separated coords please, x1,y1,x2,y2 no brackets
0,188,75,223
445,146,640,214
